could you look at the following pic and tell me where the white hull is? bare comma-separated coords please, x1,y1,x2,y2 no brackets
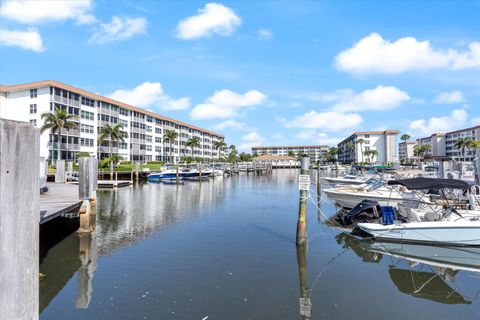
358,221,480,246
365,242,480,272
324,177,368,185
324,189,407,209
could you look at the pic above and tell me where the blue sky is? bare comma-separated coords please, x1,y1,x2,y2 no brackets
1,0,479,151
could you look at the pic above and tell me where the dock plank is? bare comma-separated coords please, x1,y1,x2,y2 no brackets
40,183,82,224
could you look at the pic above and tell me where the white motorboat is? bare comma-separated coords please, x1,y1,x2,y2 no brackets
356,178,480,246
324,178,424,209
323,174,370,186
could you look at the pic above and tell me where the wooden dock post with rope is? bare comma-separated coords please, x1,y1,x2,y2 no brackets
296,155,310,245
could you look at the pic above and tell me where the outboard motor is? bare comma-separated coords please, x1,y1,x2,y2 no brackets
335,199,382,227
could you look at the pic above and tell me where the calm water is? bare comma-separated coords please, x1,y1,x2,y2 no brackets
40,170,480,319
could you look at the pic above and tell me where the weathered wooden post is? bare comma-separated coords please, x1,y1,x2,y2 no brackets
176,165,180,184
78,157,98,233
198,163,202,183
67,161,73,181
130,169,133,183
56,159,65,183
135,161,140,181
0,119,39,319
296,155,310,245
475,158,480,184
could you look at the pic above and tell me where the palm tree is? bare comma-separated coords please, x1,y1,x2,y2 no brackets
420,144,432,159
213,140,227,160
400,133,411,163
346,142,355,163
369,149,378,163
455,137,471,161
163,129,178,163
327,147,339,162
363,150,371,163
356,138,365,163
468,140,480,159
400,134,411,143
287,151,295,157
40,107,79,162
186,137,201,160
98,123,127,176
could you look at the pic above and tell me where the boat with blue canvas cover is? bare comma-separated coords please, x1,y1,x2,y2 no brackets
147,165,181,181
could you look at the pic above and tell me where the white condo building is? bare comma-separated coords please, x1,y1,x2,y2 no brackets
416,125,480,161
337,130,399,164
251,145,329,162
0,80,225,163
398,141,416,161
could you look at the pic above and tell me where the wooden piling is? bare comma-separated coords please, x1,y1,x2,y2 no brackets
56,159,65,183
78,157,97,233
296,155,310,245
0,119,39,320
135,162,140,181
176,165,180,184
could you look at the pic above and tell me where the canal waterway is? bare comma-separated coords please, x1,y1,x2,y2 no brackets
40,169,480,319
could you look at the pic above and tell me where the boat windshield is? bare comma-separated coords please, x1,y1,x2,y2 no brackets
363,178,385,190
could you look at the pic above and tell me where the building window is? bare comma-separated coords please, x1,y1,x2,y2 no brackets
146,145,152,151
30,104,37,114
30,89,37,98
155,137,161,143
119,142,127,149
80,110,94,120
30,119,37,126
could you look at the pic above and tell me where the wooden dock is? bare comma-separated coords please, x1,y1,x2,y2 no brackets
97,180,132,188
40,183,82,224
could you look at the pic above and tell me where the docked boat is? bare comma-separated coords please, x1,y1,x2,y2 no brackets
147,165,180,181
324,178,425,209
323,173,370,186
353,178,480,246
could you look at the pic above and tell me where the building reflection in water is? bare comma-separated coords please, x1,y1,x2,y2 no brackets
40,178,234,311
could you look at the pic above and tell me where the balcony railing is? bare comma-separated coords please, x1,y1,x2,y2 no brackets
98,146,118,153
48,142,80,151
53,95,80,107
60,128,80,136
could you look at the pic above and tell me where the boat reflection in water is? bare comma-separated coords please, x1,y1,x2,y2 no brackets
335,233,480,305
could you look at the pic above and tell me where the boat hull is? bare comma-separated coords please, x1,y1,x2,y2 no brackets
357,221,480,246
324,190,406,209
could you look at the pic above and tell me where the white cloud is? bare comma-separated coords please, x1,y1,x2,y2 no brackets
213,120,245,130
239,131,265,150
285,111,363,132
0,28,44,52
190,89,267,120
409,109,468,136
0,0,93,25
176,3,241,40
258,29,272,40
433,90,466,104
329,85,410,112
335,33,480,75
108,82,190,111
472,118,480,126
75,14,98,26
295,131,340,146
89,16,147,44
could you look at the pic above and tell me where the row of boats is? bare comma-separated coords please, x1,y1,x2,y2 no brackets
147,164,226,181
322,168,480,246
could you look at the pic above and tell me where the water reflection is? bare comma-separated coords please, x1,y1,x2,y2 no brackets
95,179,230,256
40,232,97,312
336,233,480,304
296,243,311,319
